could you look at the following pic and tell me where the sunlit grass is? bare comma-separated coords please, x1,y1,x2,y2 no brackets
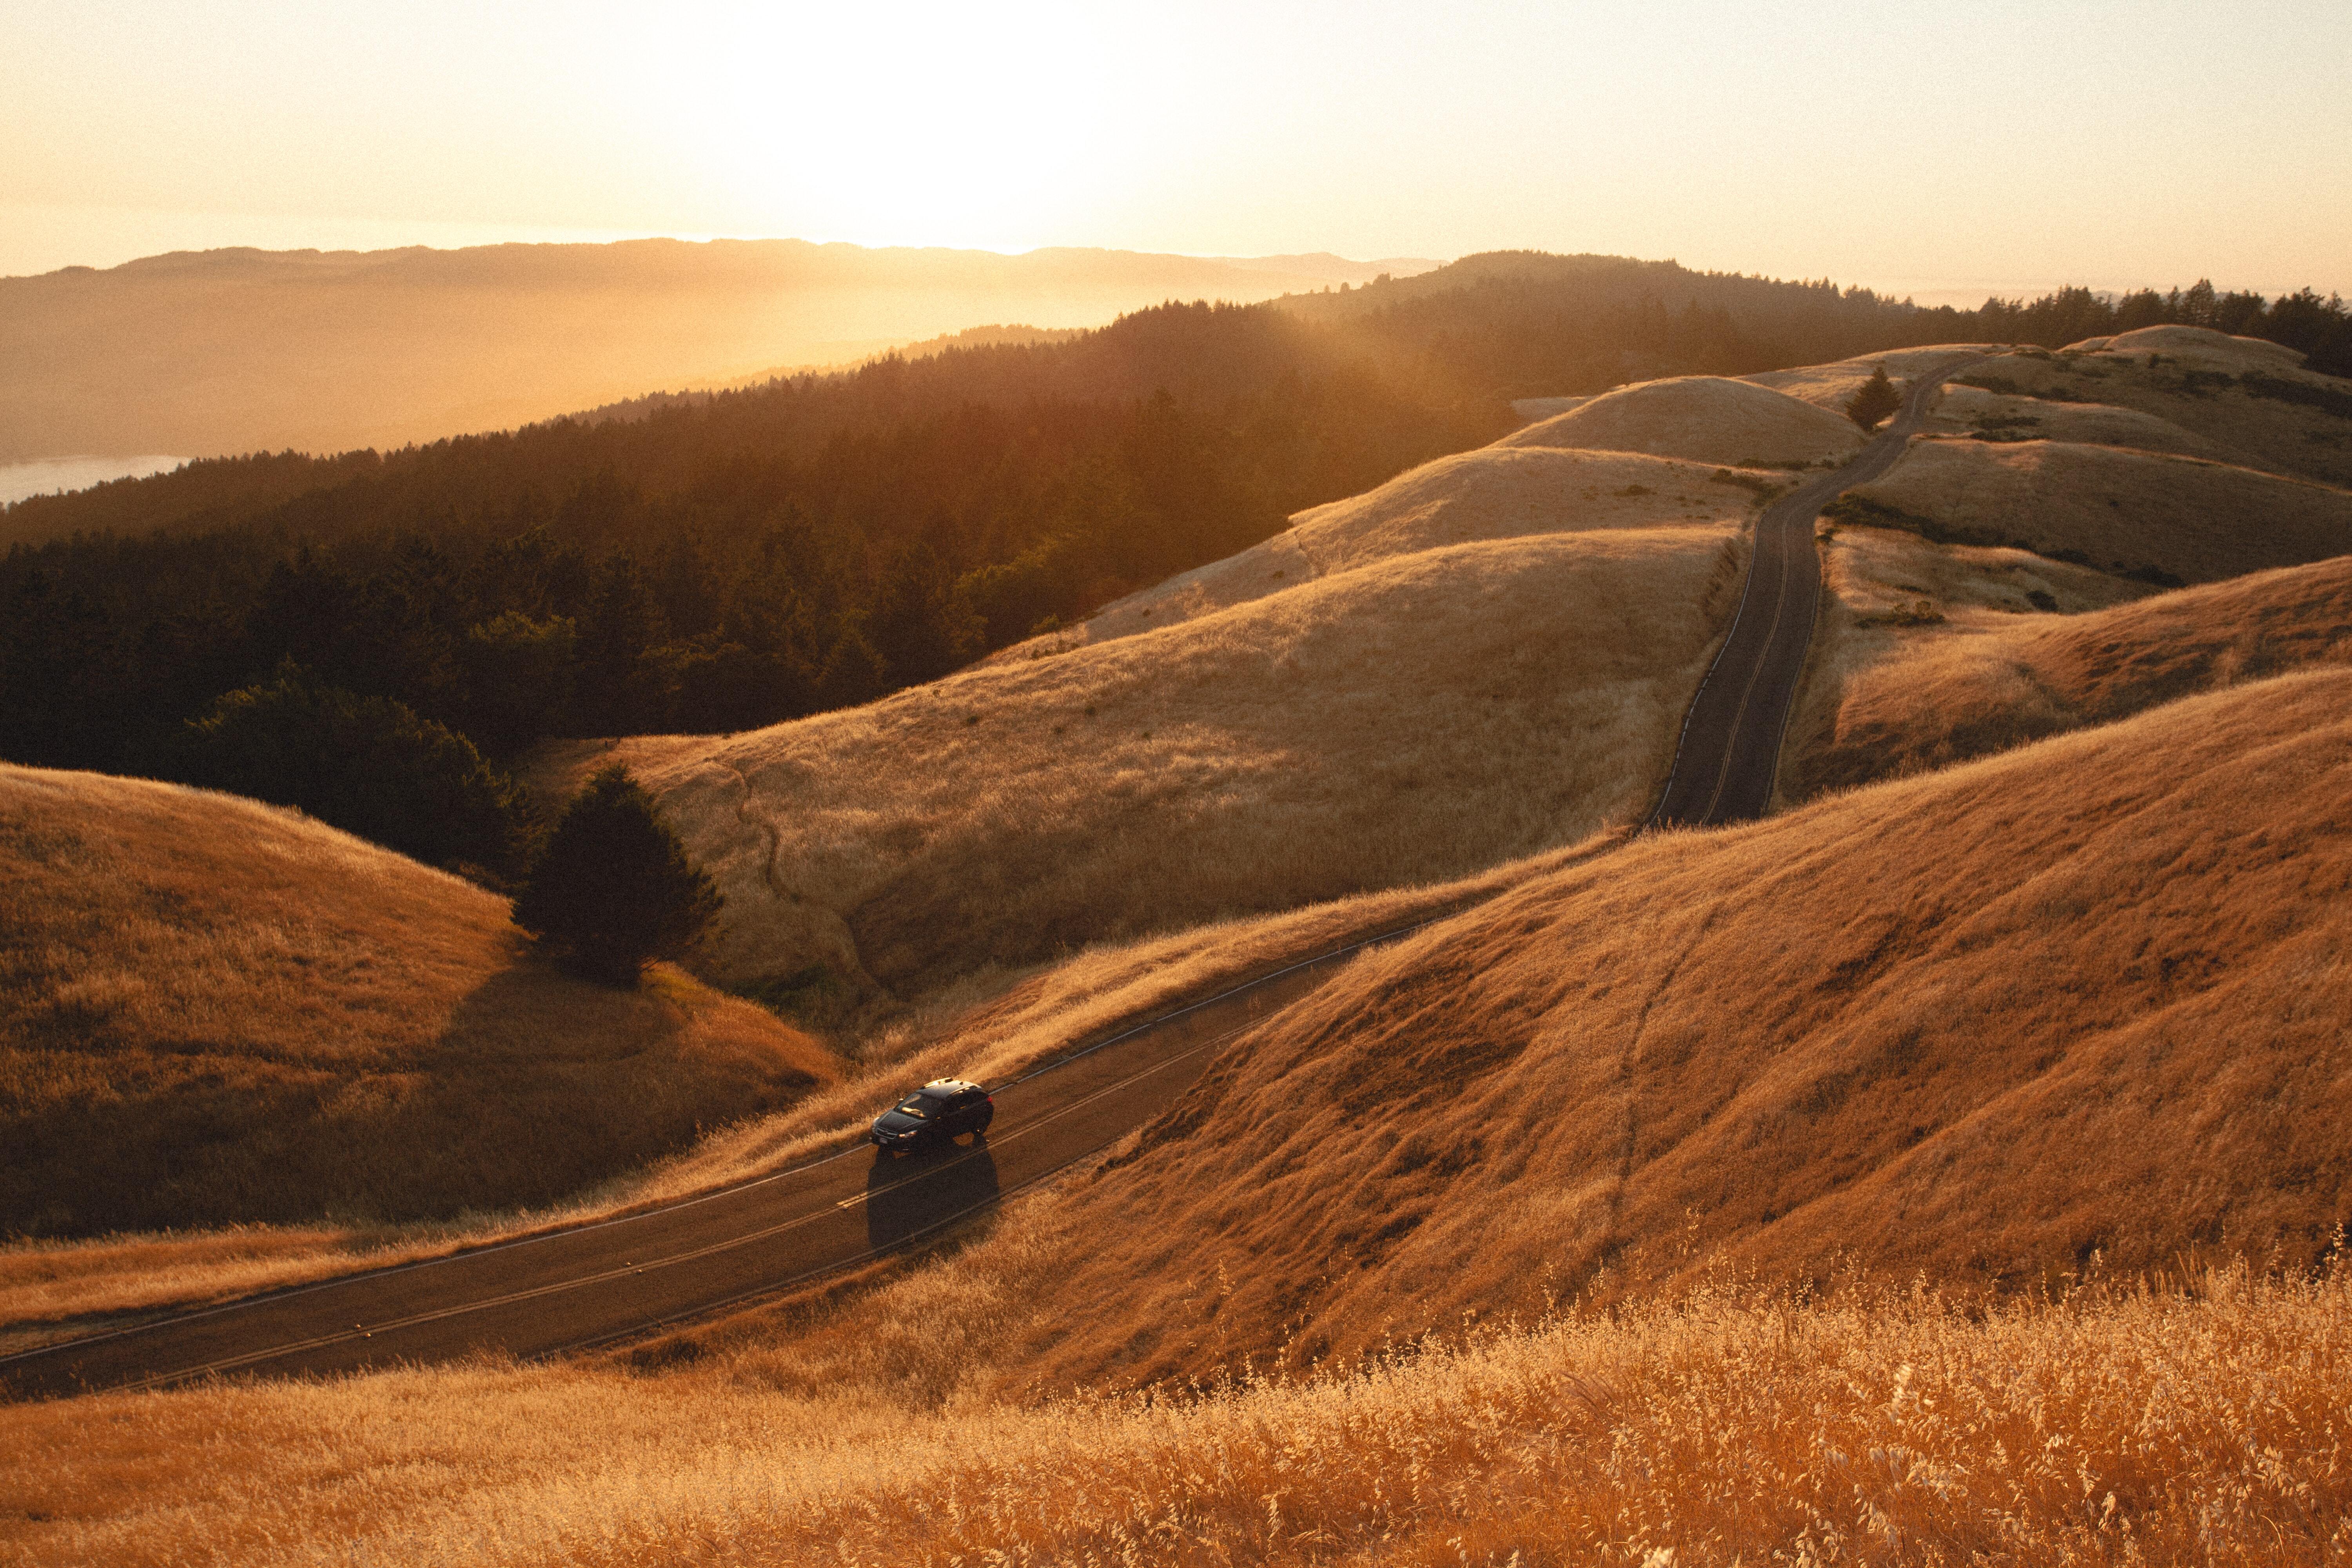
5,1258,2345,1565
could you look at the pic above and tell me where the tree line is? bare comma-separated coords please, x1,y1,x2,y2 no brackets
4,254,2345,878
3,341,1506,875
1971,281,2351,373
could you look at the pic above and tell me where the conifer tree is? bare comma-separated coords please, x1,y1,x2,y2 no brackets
183,662,531,877
1845,364,1902,430
514,765,721,984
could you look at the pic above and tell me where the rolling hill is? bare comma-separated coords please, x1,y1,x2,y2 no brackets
515,329,2352,1024
1836,438,2352,585
1501,372,1866,466
1781,326,2352,801
1947,325,2352,488
1791,550,2352,797
0,239,1437,463
0,765,836,1238
1054,443,1773,651
961,666,2352,1390
529,519,1750,1003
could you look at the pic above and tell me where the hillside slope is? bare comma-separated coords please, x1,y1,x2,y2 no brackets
1959,328,2352,486
1789,550,2352,796
984,669,2352,1388
0,766,835,1237
1839,437,2352,584
1924,381,2228,459
535,525,1748,1002
1499,374,1864,466
1054,445,1767,652
1743,343,2003,414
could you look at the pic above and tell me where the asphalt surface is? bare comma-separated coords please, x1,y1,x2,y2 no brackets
1650,360,1985,826
1,935,1412,1402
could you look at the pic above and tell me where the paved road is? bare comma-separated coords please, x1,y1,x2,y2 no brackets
0,933,1420,1402
1650,359,1985,826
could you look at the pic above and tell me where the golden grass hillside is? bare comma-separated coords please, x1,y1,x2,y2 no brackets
0,766,835,1239
4,1260,2346,1565
1839,435,2352,584
1743,343,2004,414
0,846,1583,1336
1498,373,1864,466
1960,328,2352,486
1925,379,2229,459
1789,545,2352,797
533,525,1749,1004
2074,322,2307,370
1053,445,1764,651
941,668,2352,1389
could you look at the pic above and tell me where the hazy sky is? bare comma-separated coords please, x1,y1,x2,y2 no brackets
7,0,2349,300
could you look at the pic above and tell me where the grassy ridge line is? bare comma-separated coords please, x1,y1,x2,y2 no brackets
1837,439,2352,586
1792,548,2352,799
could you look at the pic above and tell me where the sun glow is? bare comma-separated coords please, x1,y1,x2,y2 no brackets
2,0,2345,289
634,3,1199,249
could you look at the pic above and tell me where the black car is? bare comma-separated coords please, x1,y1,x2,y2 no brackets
870,1078,994,1152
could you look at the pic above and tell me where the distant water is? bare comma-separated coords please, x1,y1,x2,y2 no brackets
0,455,189,507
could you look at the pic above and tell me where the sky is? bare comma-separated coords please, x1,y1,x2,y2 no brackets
6,0,2350,302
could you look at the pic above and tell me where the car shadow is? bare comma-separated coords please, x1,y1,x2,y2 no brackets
866,1138,1000,1252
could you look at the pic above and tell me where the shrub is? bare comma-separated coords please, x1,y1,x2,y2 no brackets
181,662,532,876
1707,468,1784,499
514,765,722,984
2243,372,2352,420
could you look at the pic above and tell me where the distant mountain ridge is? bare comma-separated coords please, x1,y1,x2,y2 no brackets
0,238,1443,463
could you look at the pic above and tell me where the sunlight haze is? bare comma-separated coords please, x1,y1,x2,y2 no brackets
5,0,2348,296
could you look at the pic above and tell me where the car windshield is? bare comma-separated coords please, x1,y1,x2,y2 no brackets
891,1097,932,1119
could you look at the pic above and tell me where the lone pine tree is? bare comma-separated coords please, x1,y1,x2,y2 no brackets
1845,364,1902,430
514,765,721,984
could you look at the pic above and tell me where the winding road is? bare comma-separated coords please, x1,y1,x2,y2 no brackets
0,932,1425,1402
4,362,1980,1403
1650,359,1982,826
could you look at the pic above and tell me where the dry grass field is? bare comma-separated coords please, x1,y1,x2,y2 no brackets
530,524,1749,1006
1498,373,1865,465
0,766,836,1242
1925,380,2229,459
1742,343,2004,414
1960,327,2352,487
1789,548,2352,796
7,674,2348,1559
1839,436,2352,585
3,1231,2344,1563
890,668,2352,1391
1056,444,1761,650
